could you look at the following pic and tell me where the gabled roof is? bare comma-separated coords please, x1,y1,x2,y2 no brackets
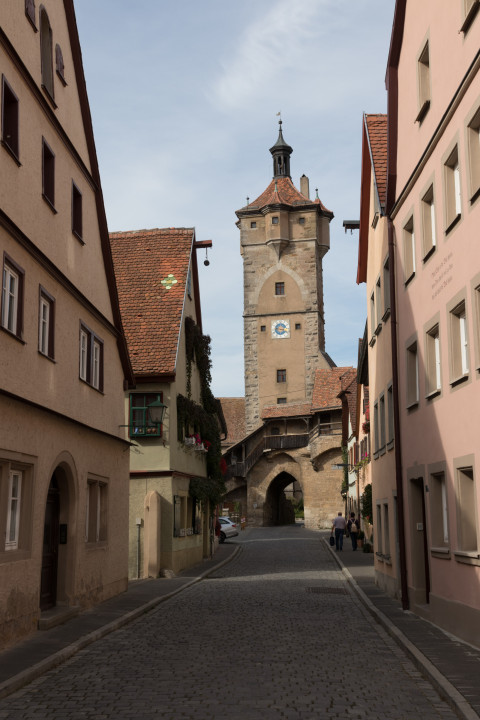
218,398,246,445
357,113,387,284
311,367,355,411
261,402,312,420
110,228,194,378
365,114,388,210
236,176,333,218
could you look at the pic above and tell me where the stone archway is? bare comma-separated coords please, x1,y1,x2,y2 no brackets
263,471,299,526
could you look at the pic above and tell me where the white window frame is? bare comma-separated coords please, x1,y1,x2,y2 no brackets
5,469,22,550
79,328,88,381
2,263,18,333
39,295,50,355
92,339,101,389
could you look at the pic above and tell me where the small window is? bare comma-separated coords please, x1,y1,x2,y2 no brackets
79,323,104,391
129,393,163,437
403,216,415,284
86,479,107,543
298,217,305,225
387,384,394,447
39,287,55,359
467,106,480,203
275,282,285,296
429,471,449,547
272,216,279,225
450,301,469,382
2,255,24,339
25,0,36,28
421,185,436,259
406,341,419,407
42,138,55,210
55,44,66,85
295,323,301,330
5,470,22,550
40,7,54,100
2,77,19,162
416,41,430,123
461,0,480,32
250,221,257,228
277,397,287,404
383,256,391,318
260,325,266,332
444,145,461,233
425,324,441,397
276,369,286,383
455,466,477,551
72,182,83,241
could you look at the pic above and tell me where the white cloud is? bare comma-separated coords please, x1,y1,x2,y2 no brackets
212,0,332,111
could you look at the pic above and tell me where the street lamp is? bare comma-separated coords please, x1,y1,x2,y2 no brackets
147,398,167,426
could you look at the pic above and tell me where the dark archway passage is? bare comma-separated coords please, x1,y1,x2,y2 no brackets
263,471,301,526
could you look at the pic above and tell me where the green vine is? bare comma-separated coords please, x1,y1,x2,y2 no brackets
361,483,372,524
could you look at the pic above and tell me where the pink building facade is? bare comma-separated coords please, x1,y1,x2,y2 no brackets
386,0,480,644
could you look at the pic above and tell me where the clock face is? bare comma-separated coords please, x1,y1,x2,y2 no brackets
271,319,290,339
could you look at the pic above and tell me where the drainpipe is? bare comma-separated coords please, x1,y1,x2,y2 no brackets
135,517,142,579
388,218,409,611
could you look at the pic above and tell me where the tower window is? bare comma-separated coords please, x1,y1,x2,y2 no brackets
299,217,305,225
277,369,286,383
275,282,285,296
295,323,301,330
250,221,257,228
277,397,287,404
260,325,266,332
272,216,279,225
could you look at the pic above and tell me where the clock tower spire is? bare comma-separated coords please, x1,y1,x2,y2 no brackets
236,124,335,433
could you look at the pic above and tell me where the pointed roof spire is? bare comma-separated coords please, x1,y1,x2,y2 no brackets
269,119,293,179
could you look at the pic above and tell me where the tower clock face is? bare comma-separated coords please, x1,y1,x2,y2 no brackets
271,319,290,338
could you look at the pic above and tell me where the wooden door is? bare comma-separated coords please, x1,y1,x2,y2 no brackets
40,479,59,611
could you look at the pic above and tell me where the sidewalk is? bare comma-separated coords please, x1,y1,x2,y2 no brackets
0,543,240,701
327,538,480,720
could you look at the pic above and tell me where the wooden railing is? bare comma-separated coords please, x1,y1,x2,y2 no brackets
264,434,309,450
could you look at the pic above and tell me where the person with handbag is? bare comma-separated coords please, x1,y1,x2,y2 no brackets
347,511,359,551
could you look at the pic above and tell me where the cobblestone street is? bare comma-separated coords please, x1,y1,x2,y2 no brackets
0,527,460,719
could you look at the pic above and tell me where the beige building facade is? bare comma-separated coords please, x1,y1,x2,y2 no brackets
0,0,133,648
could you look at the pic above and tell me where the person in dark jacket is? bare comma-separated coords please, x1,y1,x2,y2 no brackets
347,512,359,550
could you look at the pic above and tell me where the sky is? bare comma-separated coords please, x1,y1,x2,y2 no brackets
74,0,395,397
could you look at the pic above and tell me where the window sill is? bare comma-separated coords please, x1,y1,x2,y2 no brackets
422,245,436,264
0,548,31,563
373,451,379,461
445,213,461,236
425,388,441,400
79,377,104,394
1,324,25,344
406,400,419,411
460,0,480,33
379,445,386,457
470,185,480,206
386,439,394,451
25,10,37,31
57,70,67,87
431,546,450,558
42,194,57,214
404,271,415,287
1,140,21,167
85,541,108,551
415,99,430,124
38,350,56,363
41,84,57,109
374,323,382,336
369,336,376,348
382,308,391,322
73,230,85,245
454,550,480,566
450,374,469,388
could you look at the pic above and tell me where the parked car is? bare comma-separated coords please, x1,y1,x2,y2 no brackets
218,517,238,543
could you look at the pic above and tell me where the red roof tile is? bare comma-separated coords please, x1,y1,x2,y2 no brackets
365,114,387,209
238,176,333,216
218,398,246,445
261,401,313,420
312,367,355,410
110,228,194,377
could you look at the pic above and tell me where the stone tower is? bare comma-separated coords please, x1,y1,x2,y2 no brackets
236,122,335,433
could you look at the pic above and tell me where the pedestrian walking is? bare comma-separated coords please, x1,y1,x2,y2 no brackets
347,511,359,551
331,511,346,551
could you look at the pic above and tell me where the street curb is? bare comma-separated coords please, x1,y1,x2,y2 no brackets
324,539,480,720
0,545,241,702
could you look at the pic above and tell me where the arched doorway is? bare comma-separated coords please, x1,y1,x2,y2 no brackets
40,461,76,612
263,472,301,526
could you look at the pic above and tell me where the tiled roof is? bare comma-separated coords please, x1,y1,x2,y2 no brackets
110,228,194,377
238,177,333,216
261,401,312,420
365,114,387,210
312,367,355,410
218,398,246,445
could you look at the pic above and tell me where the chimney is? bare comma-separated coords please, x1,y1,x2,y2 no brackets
300,174,310,200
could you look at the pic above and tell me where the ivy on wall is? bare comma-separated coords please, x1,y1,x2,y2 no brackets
179,317,224,508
